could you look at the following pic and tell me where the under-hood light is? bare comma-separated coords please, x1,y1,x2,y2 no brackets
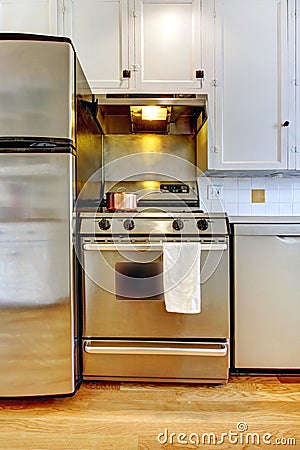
141,106,168,121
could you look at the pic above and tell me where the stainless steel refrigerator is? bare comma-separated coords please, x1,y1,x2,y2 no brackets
0,34,102,396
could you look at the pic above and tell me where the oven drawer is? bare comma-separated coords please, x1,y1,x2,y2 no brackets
82,339,230,383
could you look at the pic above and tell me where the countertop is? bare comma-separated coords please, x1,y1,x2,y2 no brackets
229,216,300,224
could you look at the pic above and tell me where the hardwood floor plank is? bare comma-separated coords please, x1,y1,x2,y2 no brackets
277,376,300,383
0,377,299,450
0,433,138,450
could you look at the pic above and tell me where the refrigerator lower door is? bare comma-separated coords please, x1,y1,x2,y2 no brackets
0,152,76,396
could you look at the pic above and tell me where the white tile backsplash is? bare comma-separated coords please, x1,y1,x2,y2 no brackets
210,199,224,212
278,178,293,189
238,189,251,203
265,203,280,216
198,175,300,216
293,190,300,202
293,203,300,214
251,203,266,215
238,178,252,189
266,190,279,202
279,190,293,203
224,178,238,189
224,189,238,202
238,204,252,215
280,203,293,215
224,202,239,215
265,178,279,189
251,178,266,189
293,179,300,189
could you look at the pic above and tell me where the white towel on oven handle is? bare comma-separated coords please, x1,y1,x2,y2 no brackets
163,242,201,314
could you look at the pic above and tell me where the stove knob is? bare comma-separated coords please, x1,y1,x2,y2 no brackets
172,219,184,231
98,218,111,230
123,218,135,231
197,219,209,231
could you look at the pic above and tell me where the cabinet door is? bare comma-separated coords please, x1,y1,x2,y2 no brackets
210,0,289,170
295,0,300,169
134,0,203,92
66,0,130,90
0,0,58,34
288,0,297,169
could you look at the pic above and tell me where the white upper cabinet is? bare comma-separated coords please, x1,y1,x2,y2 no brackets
65,0,205,93
292,0,300,169
209,0,289,171
65,0,130,90
0,0,60,35
134,0,203,92
296,0,300,169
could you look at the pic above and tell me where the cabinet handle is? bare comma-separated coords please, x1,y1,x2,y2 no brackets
282,121,290,127
122,69,131,79
195,70,205,79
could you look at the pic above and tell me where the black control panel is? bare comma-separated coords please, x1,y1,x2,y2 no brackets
160,183,189,194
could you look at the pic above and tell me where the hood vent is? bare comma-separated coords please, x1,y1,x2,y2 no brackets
130,105,171,134
95,95,207,135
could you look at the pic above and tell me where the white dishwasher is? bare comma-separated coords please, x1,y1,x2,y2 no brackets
233,217,300,370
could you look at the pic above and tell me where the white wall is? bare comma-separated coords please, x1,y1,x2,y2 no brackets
198,176,300,216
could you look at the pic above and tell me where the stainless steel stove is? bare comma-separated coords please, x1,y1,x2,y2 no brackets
78,181,230,383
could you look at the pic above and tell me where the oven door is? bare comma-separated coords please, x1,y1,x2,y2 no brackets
81,239,229,339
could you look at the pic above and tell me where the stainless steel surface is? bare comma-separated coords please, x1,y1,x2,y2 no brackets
95,96,206,186
80,211,229,236
80,173,230,381
234,223,300,236
230,215,300,224
103,135,197,182
0,153,75,396
96,95,206,135
81,235,229,339
83,339,229,383
234,222,300,369
0,34,101,396
103,180,199,205
0,38,74,140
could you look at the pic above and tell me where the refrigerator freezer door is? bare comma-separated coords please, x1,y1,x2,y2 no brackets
0,153,76,396
0,38,77,141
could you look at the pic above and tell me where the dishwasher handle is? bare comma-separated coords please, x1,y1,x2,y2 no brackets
276,235,300,244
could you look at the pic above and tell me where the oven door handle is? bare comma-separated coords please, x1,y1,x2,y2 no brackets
82,243,227,252
84,342,228,357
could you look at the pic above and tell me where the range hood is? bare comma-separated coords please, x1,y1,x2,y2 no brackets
94,94,207,135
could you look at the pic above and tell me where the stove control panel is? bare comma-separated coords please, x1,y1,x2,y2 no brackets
160,183,189,194
79,213,229,236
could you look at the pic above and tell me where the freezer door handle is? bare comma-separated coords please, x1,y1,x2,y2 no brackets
84,342,228,357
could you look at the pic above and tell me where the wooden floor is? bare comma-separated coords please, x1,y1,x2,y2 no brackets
0,376,299,450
